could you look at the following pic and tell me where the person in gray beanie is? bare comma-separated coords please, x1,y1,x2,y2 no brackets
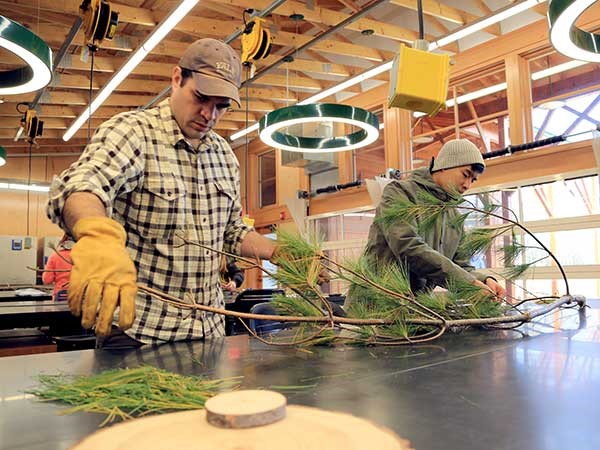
362,138,506,297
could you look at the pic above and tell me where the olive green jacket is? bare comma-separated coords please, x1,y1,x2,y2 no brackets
364,167,487,292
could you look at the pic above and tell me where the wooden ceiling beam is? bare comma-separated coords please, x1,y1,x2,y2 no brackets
273,29,384,62
200,0,244,19
34,22,352,79
48,73,298,101
258,56,351,76
12,0,392,61
0,117,104,129
0,103,132,119
390,0,500,36
426,16,450,34
220,0,422,43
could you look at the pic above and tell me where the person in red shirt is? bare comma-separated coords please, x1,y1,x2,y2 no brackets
42,235,74,301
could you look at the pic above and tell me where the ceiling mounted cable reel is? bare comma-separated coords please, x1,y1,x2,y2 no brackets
79,0,119,51
19,107,44,144
241,16,273,78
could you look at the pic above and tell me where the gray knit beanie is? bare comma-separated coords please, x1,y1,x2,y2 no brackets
431,139,485,172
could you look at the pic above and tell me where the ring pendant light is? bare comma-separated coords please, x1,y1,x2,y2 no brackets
259,104,379,153
549,0,600,62
0,15,53,95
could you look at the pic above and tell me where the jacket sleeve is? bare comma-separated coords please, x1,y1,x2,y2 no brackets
226,262,245,288
41,254,56,284
378,183,476,286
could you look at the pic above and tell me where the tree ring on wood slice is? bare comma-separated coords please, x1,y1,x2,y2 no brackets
205,390,287,428
71,403,414,450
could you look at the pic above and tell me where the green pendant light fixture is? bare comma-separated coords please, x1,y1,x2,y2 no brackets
259,103,379,153
549,0,600,62
0,15,53,95
0,146,7,167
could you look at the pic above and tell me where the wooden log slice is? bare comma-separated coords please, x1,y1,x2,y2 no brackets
205,390,287,428
71,404,414,450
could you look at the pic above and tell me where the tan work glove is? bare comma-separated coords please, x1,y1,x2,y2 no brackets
70,217,137,336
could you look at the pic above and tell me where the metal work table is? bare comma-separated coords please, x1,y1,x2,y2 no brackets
1,300,599,450
0,290,52,303
0,300,75,331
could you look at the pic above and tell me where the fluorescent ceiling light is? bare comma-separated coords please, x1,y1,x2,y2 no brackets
0,182,50,192
230,122,259,141
0,16,53,95
531,59,588,80
448,61,590,106
549,0,600,62
446,82,507,107
412,135,434,144
299,61,393,105
429,0,547,51
230,0,544,144
63,0,199,141
538,99,566,110
13,126,23,142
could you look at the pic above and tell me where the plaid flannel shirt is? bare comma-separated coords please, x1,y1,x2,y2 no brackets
47,100,252,344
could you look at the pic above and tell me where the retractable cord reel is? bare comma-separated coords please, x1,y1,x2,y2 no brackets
79,0,119,52
20,109,44,144
241,17,272,78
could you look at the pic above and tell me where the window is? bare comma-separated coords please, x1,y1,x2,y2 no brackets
258,150,276,208
465,174,600,298
308,207,375,295
530,53,600,146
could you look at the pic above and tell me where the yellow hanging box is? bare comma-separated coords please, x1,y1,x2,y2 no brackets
388,43,450,116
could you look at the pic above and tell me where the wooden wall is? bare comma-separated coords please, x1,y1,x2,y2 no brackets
0,155,78,237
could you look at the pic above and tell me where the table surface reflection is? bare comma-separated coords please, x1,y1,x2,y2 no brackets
1,299,599,450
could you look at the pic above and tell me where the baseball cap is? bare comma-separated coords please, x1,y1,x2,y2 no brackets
431,139,485,172
179,38,242,107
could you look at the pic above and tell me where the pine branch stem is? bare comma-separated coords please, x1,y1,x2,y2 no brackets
460,204,570,295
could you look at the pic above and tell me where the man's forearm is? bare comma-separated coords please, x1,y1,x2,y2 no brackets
63,192,107,233
240,231,276,260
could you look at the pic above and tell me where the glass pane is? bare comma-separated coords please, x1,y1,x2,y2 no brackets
523,228,600,266
413,65,508,163
530,53,600,145
313,215,342,241
259,150,276,208
356,108,385,178
321,247,364,296
341,210,375,240
520,176,600,221
463,190,520,227
355,144,385,180
514,279,600,299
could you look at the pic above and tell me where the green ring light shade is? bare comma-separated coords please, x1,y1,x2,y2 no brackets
259,103,379,153
549,0,600,62
0,15,53,95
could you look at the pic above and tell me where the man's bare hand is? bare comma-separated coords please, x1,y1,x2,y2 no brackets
472,278,505,301
485,277,506,297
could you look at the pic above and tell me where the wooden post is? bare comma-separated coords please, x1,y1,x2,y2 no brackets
505,53,533,145
453,86,460,139
383,105,412,172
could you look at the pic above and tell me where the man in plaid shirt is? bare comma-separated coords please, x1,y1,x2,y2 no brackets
47,39,277,346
